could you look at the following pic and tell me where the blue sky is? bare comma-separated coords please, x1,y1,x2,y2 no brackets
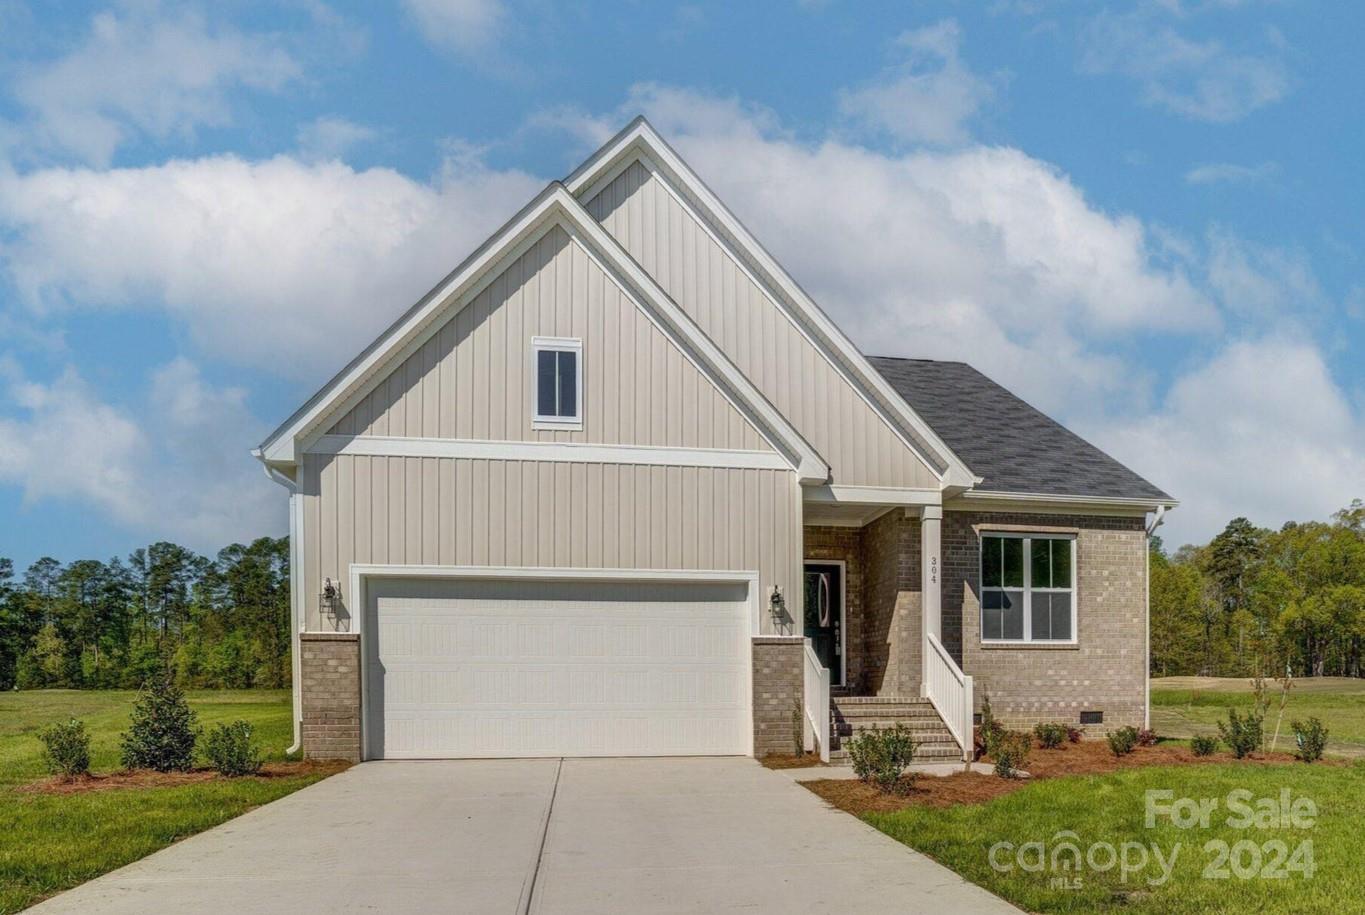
0,0,1362,571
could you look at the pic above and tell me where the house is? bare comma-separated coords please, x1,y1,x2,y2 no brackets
254,118,1175,764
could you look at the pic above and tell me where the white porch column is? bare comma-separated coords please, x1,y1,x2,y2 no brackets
920,505,942,697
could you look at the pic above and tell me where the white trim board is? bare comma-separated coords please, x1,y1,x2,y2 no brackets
309,434,790,470
804,484,942,506
948,490,1177,517
530,335,583,431
565,117,978,489
977,531,1079,647
345,564,764,637
346,564,763,760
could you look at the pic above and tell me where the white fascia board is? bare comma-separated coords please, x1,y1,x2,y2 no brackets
256,184,565,466
950,490,1180,515
310,434,791,471
564,118,977,488
257,182,828,485
803,484,941,506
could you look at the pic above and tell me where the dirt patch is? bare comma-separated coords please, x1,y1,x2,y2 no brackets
803,740,1345,817
17,759,350,796
760,753,826,770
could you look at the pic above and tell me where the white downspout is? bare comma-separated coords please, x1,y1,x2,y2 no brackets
259,455,304,756
1144,506,1167,731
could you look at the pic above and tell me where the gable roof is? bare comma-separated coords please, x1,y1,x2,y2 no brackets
564,117,977,490
256,183,829,484
868,356,1175,506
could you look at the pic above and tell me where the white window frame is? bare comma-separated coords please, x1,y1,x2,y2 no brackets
531,336,583,430
979,531,1078,645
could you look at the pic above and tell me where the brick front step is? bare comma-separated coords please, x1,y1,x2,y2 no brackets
827,694,965,762
835,708,942,723
828,743,964,762
832,732,959,749
833,720,955,737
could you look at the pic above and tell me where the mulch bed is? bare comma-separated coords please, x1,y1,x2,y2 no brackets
760,753,827,770
804,740,1343,816
17,759,351,796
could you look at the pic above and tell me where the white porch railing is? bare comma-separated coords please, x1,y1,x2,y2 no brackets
802,639,831,763
924,632,974,762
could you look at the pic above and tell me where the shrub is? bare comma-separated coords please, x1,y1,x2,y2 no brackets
992,730,1031,779
1292,717,1328,763
120,674,201,772
1033,722,1068,750
1218,709,1264,760
40,718,91,778
1107,726,1139,757
847,724,917,794
976,694,1005,759
1066,724,1084,744
1190,735,1220,757
1136,728,1159,747
202,720,264,776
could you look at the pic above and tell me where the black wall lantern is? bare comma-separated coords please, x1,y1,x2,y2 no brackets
320,577,346,630
768,585,787,625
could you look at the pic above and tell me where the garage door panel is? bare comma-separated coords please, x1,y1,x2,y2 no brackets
381,663,747,710
366,577,751,759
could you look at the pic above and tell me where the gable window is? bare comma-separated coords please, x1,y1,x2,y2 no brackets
980,533,1075,643
532,337,582,429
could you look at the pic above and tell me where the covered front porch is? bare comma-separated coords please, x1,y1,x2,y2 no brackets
799,487,973,762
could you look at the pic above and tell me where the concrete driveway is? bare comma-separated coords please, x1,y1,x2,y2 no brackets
31,758,1021,914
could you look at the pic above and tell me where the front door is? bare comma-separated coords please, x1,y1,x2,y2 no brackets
803,562,844,686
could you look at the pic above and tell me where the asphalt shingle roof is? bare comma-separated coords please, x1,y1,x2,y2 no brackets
869,356,1173,503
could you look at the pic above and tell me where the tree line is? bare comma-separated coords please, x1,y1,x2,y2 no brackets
0,538,290,691
3,499,1363,691
1151,500,1365,679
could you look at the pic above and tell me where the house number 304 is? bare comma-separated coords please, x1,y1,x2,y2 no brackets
930,556,938,584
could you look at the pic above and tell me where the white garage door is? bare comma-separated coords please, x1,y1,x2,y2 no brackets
363,577,753,759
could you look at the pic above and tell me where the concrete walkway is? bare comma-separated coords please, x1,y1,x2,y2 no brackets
31,757,1022,914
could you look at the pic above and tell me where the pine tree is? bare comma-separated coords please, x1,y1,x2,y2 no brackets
120,672,201,771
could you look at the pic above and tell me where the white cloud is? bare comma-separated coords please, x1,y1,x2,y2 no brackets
1080,11,1290,122
1091,339,1365,545
0,360,146,522
401,0,504,57
12,8,301,165
0,151,542,379
838,19,994,146
0,357,278,548
1184,161,1278,185
1206,230,1324,321
296,117,377,162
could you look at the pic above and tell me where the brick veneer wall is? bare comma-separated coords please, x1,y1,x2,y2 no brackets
861,511,921,697
300,632,362,762
803,526,864,690
944,511,1147,733
752,637,804,757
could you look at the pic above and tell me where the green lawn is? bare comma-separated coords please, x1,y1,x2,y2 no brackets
867,762,1365,915
1151,676,1365,758
0,689,330,914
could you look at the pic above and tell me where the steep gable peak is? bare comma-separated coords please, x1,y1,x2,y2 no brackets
567,118,977,490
